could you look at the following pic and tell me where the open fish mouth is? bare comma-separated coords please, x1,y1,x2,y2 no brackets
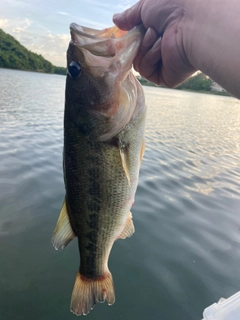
69,22,144,59
70,23,128,40
65,22,145,141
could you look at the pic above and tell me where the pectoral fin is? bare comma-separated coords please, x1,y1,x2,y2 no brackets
52,198,76,250
119,140,131,186
119,212,135,239
139,139,145,166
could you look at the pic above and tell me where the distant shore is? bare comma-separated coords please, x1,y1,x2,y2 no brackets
137,76,232,97
0,28,232,97
0,66,232,97
0,66,66,75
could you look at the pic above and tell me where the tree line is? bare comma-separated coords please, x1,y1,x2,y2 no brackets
138,72,231,96
0,28,232,96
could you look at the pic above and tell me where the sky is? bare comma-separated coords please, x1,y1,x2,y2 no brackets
1,0,137,67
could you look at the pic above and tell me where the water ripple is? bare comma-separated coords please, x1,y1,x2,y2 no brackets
1,70,240,319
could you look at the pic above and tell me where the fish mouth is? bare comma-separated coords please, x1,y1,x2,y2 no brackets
70,23,127,40
66,23,145,142
69,22,144,59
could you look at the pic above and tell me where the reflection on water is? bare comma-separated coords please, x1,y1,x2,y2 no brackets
1,69,240,320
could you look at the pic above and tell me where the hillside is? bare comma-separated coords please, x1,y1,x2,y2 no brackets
0,29,66,75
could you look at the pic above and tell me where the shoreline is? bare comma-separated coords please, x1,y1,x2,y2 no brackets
138,79,232,97
0,67,232,97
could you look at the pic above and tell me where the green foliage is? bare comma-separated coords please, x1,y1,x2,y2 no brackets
54,66,67,75
137,76,157,86
137,73,213,91
0,29,66,75
176,73,213,91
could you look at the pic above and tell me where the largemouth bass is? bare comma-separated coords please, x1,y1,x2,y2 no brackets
52,22,146,316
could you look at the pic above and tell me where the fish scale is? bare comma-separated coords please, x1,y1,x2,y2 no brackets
65,120,131,276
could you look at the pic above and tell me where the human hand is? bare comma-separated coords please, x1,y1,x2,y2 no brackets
113,0,196,87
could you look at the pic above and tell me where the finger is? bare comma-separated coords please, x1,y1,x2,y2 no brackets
136,36,163,84
160,29,196,87
113,1,143,30
133,27,158,72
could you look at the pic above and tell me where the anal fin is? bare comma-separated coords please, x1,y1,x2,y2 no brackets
52,198,76,250
119,212,135,239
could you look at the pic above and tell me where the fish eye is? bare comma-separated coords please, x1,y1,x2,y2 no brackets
68,61,81,79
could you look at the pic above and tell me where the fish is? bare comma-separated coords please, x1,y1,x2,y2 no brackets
52,22,146,316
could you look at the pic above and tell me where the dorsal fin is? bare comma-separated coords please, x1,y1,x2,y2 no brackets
52,198,76,250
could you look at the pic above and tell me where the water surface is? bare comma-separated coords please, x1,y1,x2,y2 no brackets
1,69,240,320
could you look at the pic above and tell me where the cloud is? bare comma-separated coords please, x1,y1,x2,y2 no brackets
0,16,69,66
0,17,32,33
117,0,132,10
75,17,108,29
20,32,70,67
12,27,25,33
12,18,32,33
57,11,69,16
0,18,9,28
21,17,31,28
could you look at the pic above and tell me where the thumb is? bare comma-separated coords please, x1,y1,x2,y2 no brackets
113,1,143,30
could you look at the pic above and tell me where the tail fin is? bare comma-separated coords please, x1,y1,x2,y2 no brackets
70,271,115,316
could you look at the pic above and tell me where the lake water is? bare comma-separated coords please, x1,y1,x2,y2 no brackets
1,68,240,320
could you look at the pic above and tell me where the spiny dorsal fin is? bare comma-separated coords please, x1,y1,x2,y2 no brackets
52,198,76,250
119,140,131,186
119,212,135,239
